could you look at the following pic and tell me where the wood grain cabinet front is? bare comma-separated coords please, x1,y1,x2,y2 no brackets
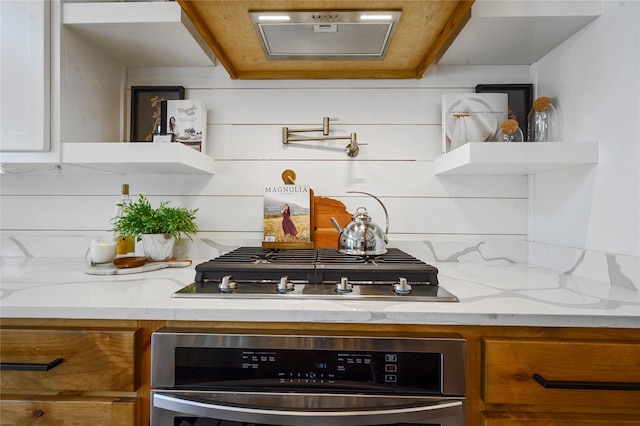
481,337,640,425
0,395,138,425
0,327,140,425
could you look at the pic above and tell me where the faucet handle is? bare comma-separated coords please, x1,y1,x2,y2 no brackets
346,133,362,157
322,117,340,135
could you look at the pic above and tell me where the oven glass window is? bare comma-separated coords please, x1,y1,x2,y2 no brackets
174,348,442,394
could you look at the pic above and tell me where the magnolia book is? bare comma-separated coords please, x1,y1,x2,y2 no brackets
441,93,508,153
163,99,206,152
263,184,312,248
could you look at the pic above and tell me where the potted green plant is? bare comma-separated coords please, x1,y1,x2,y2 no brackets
112,194,198,261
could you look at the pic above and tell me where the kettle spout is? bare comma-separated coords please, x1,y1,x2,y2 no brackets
330,217,342,233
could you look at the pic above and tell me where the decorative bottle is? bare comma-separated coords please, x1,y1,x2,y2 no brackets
527,96,557,142
115,184,135,256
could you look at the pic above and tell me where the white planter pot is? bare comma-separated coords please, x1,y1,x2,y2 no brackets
141,234,175,261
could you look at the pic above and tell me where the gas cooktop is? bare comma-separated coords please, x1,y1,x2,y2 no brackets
173,247,458,302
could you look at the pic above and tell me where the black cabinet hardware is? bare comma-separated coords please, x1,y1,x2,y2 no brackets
533,373,640,391
0,357,64,371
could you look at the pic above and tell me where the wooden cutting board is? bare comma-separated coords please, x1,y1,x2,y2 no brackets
312,196,353,249
85,259,192,275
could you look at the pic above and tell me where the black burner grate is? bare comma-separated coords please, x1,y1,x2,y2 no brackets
194,247,438,285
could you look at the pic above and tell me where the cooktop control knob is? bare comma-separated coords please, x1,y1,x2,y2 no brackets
393,277,412,295
218,275,237,293
336,277,353,293
277,276,294,293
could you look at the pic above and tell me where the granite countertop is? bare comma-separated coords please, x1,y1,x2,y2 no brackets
1,257,639,328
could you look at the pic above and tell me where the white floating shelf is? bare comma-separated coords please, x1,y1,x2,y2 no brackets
434,142,599,176
62,143,215,175
438,1,600,65
62,1,216,67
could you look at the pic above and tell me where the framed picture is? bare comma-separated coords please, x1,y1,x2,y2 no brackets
152,133,174,143
130,86,184,142
475,84,533,139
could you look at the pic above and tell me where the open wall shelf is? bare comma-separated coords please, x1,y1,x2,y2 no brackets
62,143,215,175
434,142,599,176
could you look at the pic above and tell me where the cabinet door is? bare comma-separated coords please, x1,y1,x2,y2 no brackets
0,0,50,152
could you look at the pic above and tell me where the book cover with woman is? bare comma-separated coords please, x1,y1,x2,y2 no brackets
280,204,298,237
263,185,310,243
164,99,206,152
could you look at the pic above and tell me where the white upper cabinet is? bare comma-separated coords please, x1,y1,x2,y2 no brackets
61,1,216,68
435,1,601,176
0,0,51,155
1,0,215,175
59,1,216,175
438,0,601,65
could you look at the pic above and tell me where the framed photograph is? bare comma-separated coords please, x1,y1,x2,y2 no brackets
130,86,184,142
475,84,533,139
152,133,174,143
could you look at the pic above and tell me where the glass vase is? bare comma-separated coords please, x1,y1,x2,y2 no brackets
527,97,557,142
497,119,524,142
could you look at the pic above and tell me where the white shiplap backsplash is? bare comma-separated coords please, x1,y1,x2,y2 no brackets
1,64,530,254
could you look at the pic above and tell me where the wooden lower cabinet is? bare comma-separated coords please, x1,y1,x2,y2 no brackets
482,337,640,407
480,335,640,425
0,321,141,426
481,411,640,425
1,395,138,426
2,319,639,426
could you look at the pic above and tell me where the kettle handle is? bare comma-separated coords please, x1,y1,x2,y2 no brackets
330,217,342,233
346,191,389,243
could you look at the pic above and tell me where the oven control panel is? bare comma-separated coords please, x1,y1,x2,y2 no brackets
174,347,442,394
151,330,466,398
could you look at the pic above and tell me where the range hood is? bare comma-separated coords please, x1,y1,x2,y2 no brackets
249,10,402,61
177,1,474,79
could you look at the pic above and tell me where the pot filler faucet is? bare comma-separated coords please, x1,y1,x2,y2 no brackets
282,116,365,157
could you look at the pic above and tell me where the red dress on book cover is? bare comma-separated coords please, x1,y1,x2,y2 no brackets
281,205,298,237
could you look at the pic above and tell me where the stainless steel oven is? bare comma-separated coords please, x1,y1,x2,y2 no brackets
151,328,466,426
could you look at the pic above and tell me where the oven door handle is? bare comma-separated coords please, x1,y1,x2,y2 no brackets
154,392,464,426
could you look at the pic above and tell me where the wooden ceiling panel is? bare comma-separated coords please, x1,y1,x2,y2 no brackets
178,0,474,79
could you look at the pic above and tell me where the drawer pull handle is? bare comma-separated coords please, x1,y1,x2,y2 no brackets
0,357,64,372
533,373,640,391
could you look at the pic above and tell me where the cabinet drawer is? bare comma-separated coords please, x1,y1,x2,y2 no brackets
482,337,640,407
0,328,139,392
482,411,640,425
0,394,138,426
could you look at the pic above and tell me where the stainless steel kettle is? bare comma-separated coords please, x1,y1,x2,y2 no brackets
330,191,389,256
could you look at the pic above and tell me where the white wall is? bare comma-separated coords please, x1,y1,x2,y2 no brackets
531,0,640,257
2,1,638,276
